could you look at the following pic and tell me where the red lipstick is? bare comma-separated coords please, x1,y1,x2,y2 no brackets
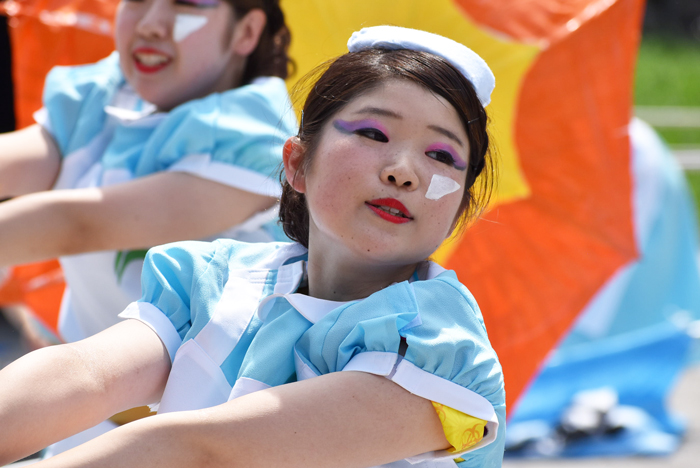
132,47,172,74
366,198,413,224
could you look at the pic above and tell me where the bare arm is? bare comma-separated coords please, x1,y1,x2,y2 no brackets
31,371,449,468
0,319,171,465
0,124,62,197
0,171,276,267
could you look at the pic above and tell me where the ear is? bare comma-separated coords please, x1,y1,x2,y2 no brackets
229,9,267,57
283,137,306,193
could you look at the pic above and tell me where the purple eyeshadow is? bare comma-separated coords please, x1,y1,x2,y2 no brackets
333,119,389,137
426,142,467,170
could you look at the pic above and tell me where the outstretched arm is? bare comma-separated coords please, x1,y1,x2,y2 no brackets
0,319,171,465
32,371,449,468
0,124,62,198
0,170,276,267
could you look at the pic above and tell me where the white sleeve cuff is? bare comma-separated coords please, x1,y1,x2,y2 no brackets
168,154,282,198
119,302,183,362
342,352,499,461
33,107,52,133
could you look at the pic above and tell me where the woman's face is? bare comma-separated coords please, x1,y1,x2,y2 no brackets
115,0,244,110
293,79,470,268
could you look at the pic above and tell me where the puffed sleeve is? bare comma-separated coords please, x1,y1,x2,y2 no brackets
37,52,123,157
294,271,506,467
118,239,234,362
134,77,298,198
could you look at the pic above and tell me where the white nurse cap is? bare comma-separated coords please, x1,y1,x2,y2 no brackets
347,25,495,107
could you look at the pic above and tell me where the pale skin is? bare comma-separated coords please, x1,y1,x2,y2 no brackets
0,79,470,467
0,321,447,467
284,80,469,302
0,5,273,267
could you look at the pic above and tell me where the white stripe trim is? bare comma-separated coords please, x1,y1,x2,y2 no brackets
33,107,51,131
294,348,320,380
196,270,267,366
392,360,496,422
284,293,349,324
342,353,499,460
257,242,308,269
342,351,400,376
229,377,271,401
258,291,348,324
168,154,282,197
119,302,182,362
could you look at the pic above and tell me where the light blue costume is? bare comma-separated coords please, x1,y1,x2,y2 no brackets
121,239,506,468
34,52,297,342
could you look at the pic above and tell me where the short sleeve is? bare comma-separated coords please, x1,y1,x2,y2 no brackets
136,77,297,197
294,272,506,467
40,52,123,157
119,240,233,361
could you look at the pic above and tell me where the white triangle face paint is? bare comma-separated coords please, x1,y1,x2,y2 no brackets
173,14,208,42
425,174,461,200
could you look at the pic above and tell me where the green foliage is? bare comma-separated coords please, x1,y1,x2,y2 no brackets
634,34,700,108
684,171,700,213
656,128,700,146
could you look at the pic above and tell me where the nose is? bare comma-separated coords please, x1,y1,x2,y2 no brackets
380,155,419,190
136,0,172,40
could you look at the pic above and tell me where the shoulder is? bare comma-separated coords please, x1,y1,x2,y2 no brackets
42,52,124,154
44,52,123,104
145,239,304,274
146,77,296,175
166,76,294,128
413,268,485,325
222,76,293,111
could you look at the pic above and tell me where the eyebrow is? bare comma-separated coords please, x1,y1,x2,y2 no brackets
353,107,465,148
352,106,402,119
428,125,465,148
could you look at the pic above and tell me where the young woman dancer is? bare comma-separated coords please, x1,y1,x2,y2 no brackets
0,0,297,343
0,26,505,468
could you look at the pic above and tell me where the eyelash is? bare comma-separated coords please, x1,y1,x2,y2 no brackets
426,150,457,167
350,125,462,170
355,128,389,143
175,0,216,7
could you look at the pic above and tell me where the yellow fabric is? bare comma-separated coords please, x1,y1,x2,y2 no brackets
431,401,486,462
109,405,156,425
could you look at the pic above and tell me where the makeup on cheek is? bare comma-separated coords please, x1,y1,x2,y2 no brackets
173,14,208,42
425,174,461,200
333,119,390,139
425,142,467,170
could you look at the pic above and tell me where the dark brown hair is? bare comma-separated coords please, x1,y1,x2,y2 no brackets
280,48,496,248
226,0,292,82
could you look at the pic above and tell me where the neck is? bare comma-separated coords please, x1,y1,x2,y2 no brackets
305,243,418,302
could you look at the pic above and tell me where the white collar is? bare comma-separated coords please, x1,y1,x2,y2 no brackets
103,83,164,127
256,256,446,325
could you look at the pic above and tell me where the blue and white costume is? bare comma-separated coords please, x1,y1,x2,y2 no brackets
34,53,297,342
121,240,506,467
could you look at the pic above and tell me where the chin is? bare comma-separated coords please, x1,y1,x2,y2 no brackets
137,89,178,111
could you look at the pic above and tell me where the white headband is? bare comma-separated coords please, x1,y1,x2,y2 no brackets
347,25,495,107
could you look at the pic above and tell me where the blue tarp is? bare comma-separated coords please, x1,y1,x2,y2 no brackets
506,119,700,458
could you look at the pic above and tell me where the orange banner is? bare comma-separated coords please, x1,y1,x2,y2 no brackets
283,0,644,410
2,0,118,129
2,0,645,412
0,0,118,336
